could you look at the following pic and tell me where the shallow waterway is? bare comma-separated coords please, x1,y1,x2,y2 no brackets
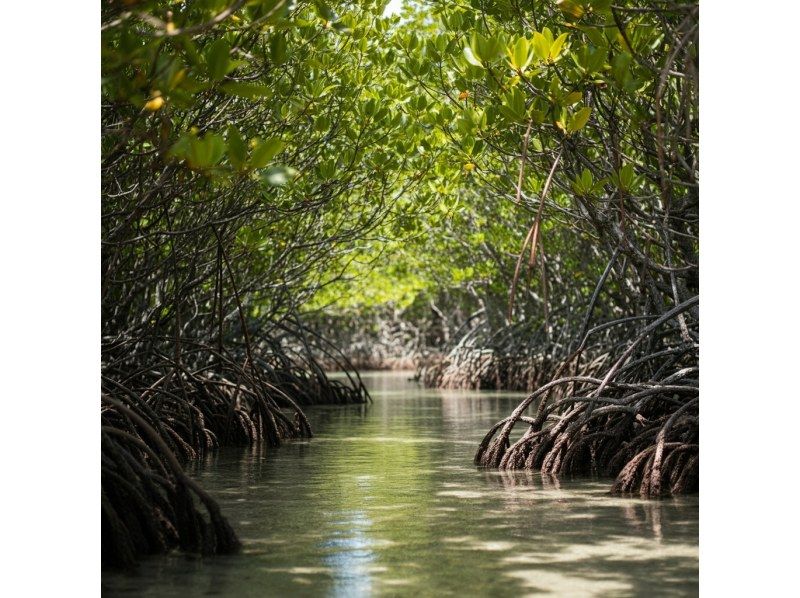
103,371,698,597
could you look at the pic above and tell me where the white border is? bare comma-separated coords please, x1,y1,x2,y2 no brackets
0,2,100,595
2,1,799,594
702,1,800,594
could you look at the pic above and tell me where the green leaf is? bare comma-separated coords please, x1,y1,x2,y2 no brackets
532,32,550,61
549,75,561,98
612,52,633,85
314,115,330,133
260,0,291,23
226,126,247,170
472,32,504,63
205,38,231,82
571,174,586,195
581,168,593,189
510,37,531,71
549,33,568,62
313,1,336,21
189,134,225,169
188,136,205,168
226,59,248,73
501,87,526,121
590,0,612,11
270,34,287,65
563,91,582,106
587,47,606,74
572,168,596,196
568,106,592,132
557,0,586,19
463,46,483,67
167,134,192,162
204,134,226,167
619,163,634,189
250,137,285,169
261,165,297,186
317,159,336,179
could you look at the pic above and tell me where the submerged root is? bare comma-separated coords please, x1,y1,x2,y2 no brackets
101,397,241,569
474,298,699,498
101,335,369,568
417,318,594,392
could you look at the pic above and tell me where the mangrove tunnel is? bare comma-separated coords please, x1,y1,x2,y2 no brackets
100,0,700,591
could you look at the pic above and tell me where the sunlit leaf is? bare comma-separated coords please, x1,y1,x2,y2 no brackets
463,46,483,67
250,137,285,169
548,33,568,61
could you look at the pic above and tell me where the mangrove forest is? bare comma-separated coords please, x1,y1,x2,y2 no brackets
99,0,702,594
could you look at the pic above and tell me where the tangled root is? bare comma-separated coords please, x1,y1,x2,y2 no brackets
101,335,369,568
418,318,589,391
101,397,240,568
475,297,699,498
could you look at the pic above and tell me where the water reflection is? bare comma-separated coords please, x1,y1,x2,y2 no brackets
322,510,374,598
103,371,698,597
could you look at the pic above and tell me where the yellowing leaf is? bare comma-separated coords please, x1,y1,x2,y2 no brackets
144,96,165,112
557,0,586,19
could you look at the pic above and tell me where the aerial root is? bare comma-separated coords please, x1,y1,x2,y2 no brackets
101,338,369,568
102,394,245,569
474,304,698,498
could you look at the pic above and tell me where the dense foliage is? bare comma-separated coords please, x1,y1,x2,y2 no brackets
101,0,419,567
396,0,700,498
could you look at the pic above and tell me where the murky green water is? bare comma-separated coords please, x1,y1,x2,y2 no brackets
103,371,698,597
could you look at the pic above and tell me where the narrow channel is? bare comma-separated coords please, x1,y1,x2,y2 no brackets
102,371,699,597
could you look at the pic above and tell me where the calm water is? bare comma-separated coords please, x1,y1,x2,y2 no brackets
103,371,698,597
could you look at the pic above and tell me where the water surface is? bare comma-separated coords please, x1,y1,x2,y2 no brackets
103,371,698,597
